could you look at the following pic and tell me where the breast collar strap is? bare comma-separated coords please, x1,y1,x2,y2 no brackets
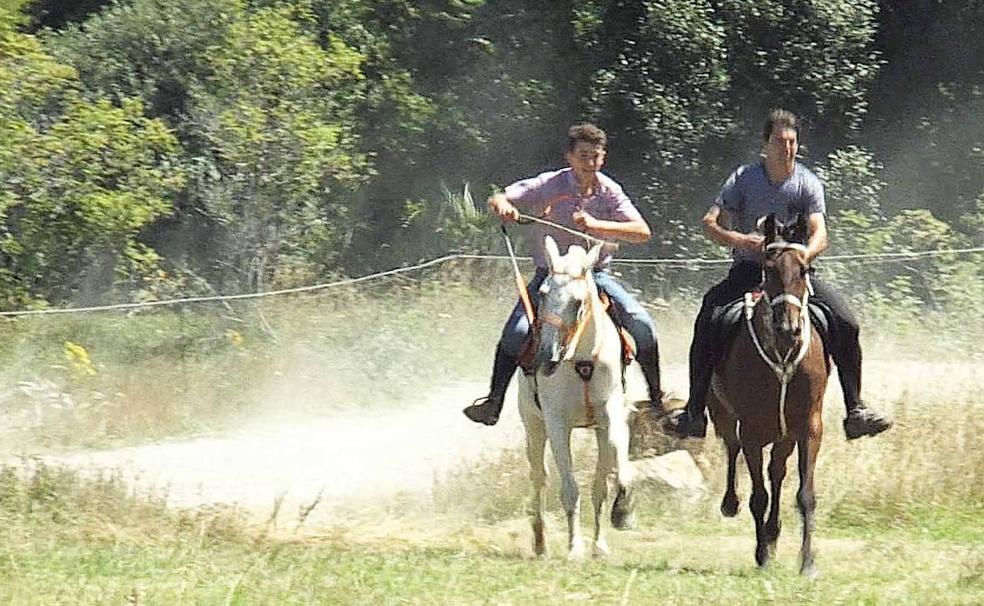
744,277,812,438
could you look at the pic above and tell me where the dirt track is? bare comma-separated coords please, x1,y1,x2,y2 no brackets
46,380,528,522
42,359,981,524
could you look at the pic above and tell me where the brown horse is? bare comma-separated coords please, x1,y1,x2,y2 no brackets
707,213,830,576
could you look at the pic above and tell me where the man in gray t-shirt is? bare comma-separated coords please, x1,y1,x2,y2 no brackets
665,109,892,440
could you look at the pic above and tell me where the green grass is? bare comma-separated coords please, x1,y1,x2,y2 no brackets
0,463,980,605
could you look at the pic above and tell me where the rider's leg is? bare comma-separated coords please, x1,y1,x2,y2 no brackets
810,277,892,439
464,269,547,426
593,271,662,405
667,262,763,437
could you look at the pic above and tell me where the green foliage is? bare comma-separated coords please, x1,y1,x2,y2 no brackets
0,0,972,308
0,0,30,33
817,146,884,217
0,29,183,307
716,0,881,139
51,0,372,292
394,183,497,259
194,3,370,290
867,2,984,225
819,147,984,315
586,0,733,180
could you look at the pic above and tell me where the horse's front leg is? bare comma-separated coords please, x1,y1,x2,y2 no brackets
545,416,582,560
606,393,636,532
591,423,613,558
743,444,770,567
523,413,549,558
766,438,795,558
711,393,741,518
722,438,741,517
797,420,823,577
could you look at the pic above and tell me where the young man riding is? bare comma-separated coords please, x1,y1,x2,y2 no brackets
665,109,892,440
464,123,664,426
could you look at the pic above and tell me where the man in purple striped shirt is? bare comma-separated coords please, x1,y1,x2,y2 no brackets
464,123,664,426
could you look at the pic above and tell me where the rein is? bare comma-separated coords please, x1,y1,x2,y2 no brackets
745,242,813,437
517,212,617,250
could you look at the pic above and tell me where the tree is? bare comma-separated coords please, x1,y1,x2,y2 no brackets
0,27,183,307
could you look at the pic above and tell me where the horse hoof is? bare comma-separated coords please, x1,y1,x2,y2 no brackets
720,494,740,518
755,545,771,568
611,487,637,530
611,511,637,531
765,521,782,544
592,540,610,558
567,545,586,561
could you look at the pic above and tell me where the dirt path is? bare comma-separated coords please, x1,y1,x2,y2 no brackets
42,359,981,525
46,380,531,521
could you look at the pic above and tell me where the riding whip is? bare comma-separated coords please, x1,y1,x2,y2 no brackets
500,224,536,324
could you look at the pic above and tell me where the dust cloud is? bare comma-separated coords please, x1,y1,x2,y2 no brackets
46,380,526,523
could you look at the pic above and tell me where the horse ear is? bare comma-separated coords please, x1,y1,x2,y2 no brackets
792,213,809,244
544,236,561,272
761,213,779,244
584,242,603,272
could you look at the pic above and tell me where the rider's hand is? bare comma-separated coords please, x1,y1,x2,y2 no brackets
573,209,597,231
488,194,519,223
738,233,765,252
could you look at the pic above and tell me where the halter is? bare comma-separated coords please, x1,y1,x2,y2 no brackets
537,271,603,361
535,268,607,426
746,241,813,437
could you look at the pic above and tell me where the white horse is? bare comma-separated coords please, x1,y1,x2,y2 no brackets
517,236,636,560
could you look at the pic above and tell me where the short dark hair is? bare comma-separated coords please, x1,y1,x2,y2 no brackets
567,123,607,152
762,109,799,142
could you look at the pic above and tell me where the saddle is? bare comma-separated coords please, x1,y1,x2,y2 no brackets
517,290,636,374
712,291,832,356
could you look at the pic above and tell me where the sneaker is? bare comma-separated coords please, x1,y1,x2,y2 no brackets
843,404,892,440
463,396,503,426
662,408,707,439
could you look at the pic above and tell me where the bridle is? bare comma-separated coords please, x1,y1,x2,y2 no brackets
745,241,813,437
535,267,609,427
537,270,603,361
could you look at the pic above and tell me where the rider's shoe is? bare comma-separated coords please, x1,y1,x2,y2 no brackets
662,408,707,439
463,395,504,426
843,404,892,440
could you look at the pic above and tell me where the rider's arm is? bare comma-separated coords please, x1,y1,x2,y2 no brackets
702,205,763,252
488,192,520,223
805,212,828,263
489,174,550,223
578,215,651,244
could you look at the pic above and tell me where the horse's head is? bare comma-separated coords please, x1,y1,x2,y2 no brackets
760,213,811,355
534,236,602,376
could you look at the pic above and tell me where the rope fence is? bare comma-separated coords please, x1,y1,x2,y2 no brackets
2,246,982,317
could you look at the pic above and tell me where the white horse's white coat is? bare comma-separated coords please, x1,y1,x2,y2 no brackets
517,236,635,559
